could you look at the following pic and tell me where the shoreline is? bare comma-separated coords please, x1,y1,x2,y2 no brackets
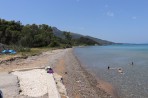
73,50,119,98
73,53,119,98
54,48,118,98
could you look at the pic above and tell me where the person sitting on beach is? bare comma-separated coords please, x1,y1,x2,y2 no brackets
46,66,54,74
47,68,54,74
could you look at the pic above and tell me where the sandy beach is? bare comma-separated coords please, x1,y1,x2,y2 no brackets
0,48,116,98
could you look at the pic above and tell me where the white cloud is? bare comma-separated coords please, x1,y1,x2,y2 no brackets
107,11,114,17
132,16,137,20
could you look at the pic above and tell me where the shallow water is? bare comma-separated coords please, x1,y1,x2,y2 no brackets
74,44,148,98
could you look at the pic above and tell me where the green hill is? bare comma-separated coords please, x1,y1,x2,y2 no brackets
52,27,114,45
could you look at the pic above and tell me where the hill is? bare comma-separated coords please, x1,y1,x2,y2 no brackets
52,27,114,45
52,27,83,39
85,36,114,45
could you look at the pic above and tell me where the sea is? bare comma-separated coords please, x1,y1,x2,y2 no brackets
73,44,148,98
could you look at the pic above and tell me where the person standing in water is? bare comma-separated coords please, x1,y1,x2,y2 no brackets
108,66,110,70
132,62,134,66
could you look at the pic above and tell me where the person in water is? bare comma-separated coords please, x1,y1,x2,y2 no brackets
108,66,110,70
132,62,134,65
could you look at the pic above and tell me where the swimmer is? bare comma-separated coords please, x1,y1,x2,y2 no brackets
118,68,123,73
108,66,110,70
131,62,134,66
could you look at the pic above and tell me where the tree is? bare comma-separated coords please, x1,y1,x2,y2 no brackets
63,32,72,47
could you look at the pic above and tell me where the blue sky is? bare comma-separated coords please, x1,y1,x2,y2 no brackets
0,0,148,43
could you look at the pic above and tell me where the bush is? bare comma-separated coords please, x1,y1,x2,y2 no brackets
60,44,72,48
49,41,60,47
9,45,31,52
17,47,31,52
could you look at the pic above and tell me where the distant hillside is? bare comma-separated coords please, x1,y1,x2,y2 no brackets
52,27,114,45
52,27,84,39
52,27,65,39
85,36,114,45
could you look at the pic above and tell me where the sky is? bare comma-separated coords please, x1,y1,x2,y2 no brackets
0,0,148,43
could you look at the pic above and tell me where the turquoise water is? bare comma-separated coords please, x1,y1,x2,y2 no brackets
74,44,148,98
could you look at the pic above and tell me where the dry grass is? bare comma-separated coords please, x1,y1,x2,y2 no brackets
0,54,21,61
19,47,52,57
0,47,52,61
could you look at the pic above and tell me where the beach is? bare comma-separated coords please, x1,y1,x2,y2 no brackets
54,48,114,98
0,48,114,98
